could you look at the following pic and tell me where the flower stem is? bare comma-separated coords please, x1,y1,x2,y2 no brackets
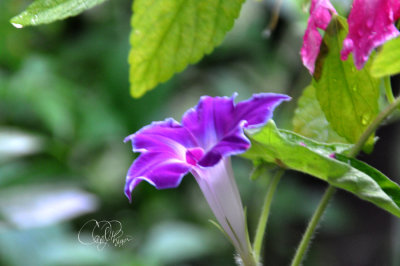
253,169,285,264
290,185,336,266
291,96,400,266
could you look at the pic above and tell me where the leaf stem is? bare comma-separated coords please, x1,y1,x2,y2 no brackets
290,185,336,266
291,96,400,265
253,169,285,263
384,76,395,104
348,95,400,157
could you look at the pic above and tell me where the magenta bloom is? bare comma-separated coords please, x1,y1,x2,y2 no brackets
300,0,337,74
341,0,400,69
124,93,290,263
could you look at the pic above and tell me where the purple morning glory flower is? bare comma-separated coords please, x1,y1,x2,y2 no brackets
124,93,290,264
341,0,400,69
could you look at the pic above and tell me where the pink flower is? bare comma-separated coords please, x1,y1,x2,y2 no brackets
300,0,337,74
341,0,400,69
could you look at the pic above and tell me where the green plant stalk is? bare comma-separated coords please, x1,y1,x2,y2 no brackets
290,185,336,266
253,169,285,263
349,95,400,157
384,76,395,104
291,95,400,266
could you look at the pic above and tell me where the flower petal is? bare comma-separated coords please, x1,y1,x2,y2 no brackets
124,119,198,201
300,0,337,74
182,93,290,167
182,95,236,150
234,93,291,128
192,158,250,260
125,152,191,201
341,0,400,69
125,118,197,158
198,122,250,166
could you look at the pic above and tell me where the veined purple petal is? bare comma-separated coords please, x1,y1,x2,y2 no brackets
124,118,197,155
191,158,252,263
182,95,236,150
185,147,205,166
124,93,290,200
341,0,400,69
125,152,191,201
234,93,291,128
185,93,291,167
300,0,337,74
198,122,250,167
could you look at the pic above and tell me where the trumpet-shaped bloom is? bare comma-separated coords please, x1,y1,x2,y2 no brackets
300,0,337,74
341,0,400,69
124,93,290,262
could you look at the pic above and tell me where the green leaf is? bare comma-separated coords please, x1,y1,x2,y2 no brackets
370,37,400,78
293,84,348,143
313,16,380,146
10,0,107,27
243,121,352,180
335,154,400,214
129,0,244,98
244,121,400,218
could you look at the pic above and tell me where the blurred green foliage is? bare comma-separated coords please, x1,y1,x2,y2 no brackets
0,0,399,266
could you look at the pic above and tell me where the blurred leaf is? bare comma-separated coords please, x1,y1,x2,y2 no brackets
140,222,219,264
293,85,347,143
10,0,107,27
129,0,244,97
0,225,113,266
4,56,125,142
0,128,44,162
85,142,130,197
7,56,75,139
244,121,400,218
0,0,32,67
370,37,400,78
0,158,67,188
76,95,126,143
313,16,380,148
0,184,98,228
